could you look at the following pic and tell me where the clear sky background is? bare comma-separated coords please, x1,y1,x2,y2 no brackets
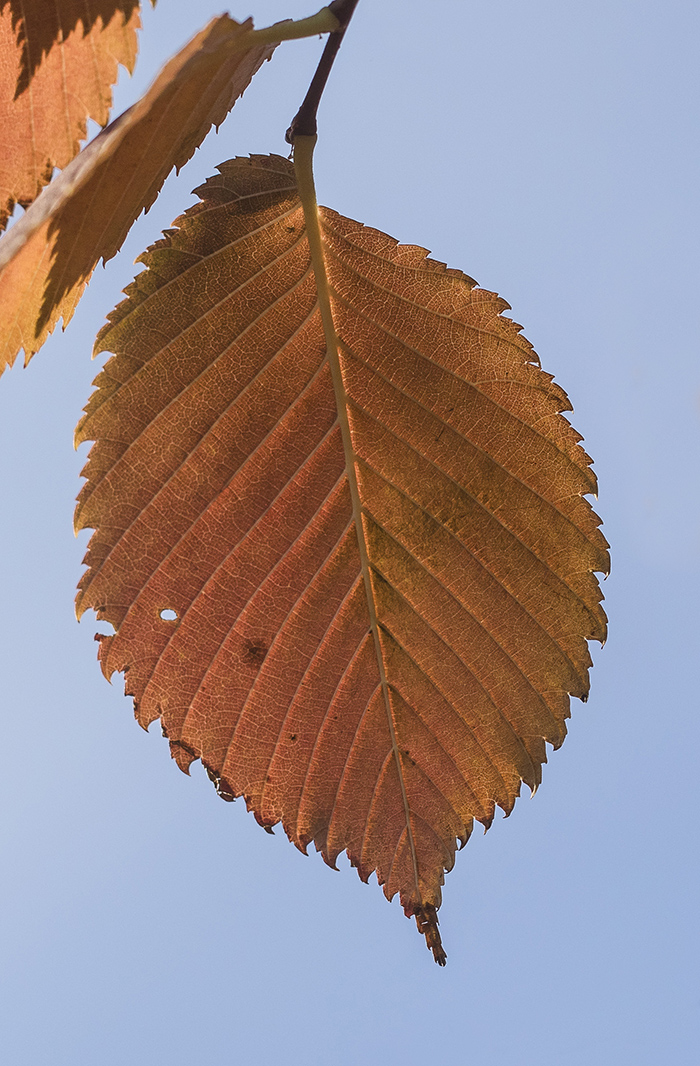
0,1,698,1063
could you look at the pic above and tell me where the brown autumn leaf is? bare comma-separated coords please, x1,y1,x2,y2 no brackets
74,154,609,963
0,0,143,231
0,14,274,375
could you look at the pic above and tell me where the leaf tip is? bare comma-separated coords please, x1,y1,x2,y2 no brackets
414,904,447,966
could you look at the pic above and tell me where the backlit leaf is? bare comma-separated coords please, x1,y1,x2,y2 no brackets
0,0,143,230
0,15,274,374
75,155,609,962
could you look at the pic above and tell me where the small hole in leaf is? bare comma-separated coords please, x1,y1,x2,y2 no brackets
159,608,178,621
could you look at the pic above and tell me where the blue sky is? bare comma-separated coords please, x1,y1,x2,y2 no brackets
0,2,698,1063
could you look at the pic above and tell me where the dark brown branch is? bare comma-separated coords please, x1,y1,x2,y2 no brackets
286,0,360,143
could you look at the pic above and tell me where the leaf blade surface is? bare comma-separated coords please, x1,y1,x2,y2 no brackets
0,15,274,373
75,155,609,959
0,0,143,230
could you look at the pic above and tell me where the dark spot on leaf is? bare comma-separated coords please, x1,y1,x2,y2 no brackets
217,776,235,802
243,639,268,666
290,733,297,741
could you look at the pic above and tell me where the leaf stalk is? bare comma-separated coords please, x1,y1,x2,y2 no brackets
243,7,343,49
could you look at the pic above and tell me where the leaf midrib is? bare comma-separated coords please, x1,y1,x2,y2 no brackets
294,139,424,907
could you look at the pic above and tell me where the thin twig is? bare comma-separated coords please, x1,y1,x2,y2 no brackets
286,0,360,143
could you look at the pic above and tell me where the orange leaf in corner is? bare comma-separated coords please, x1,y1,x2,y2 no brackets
75,155,609,963
0,15,274,374
0,0,144,231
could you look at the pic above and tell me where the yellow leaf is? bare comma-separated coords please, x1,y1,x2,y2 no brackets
0,0,143,230
0,14,274,373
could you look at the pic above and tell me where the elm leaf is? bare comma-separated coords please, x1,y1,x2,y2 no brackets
0,0,145,230
76,155,609,962
0,14,274,373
